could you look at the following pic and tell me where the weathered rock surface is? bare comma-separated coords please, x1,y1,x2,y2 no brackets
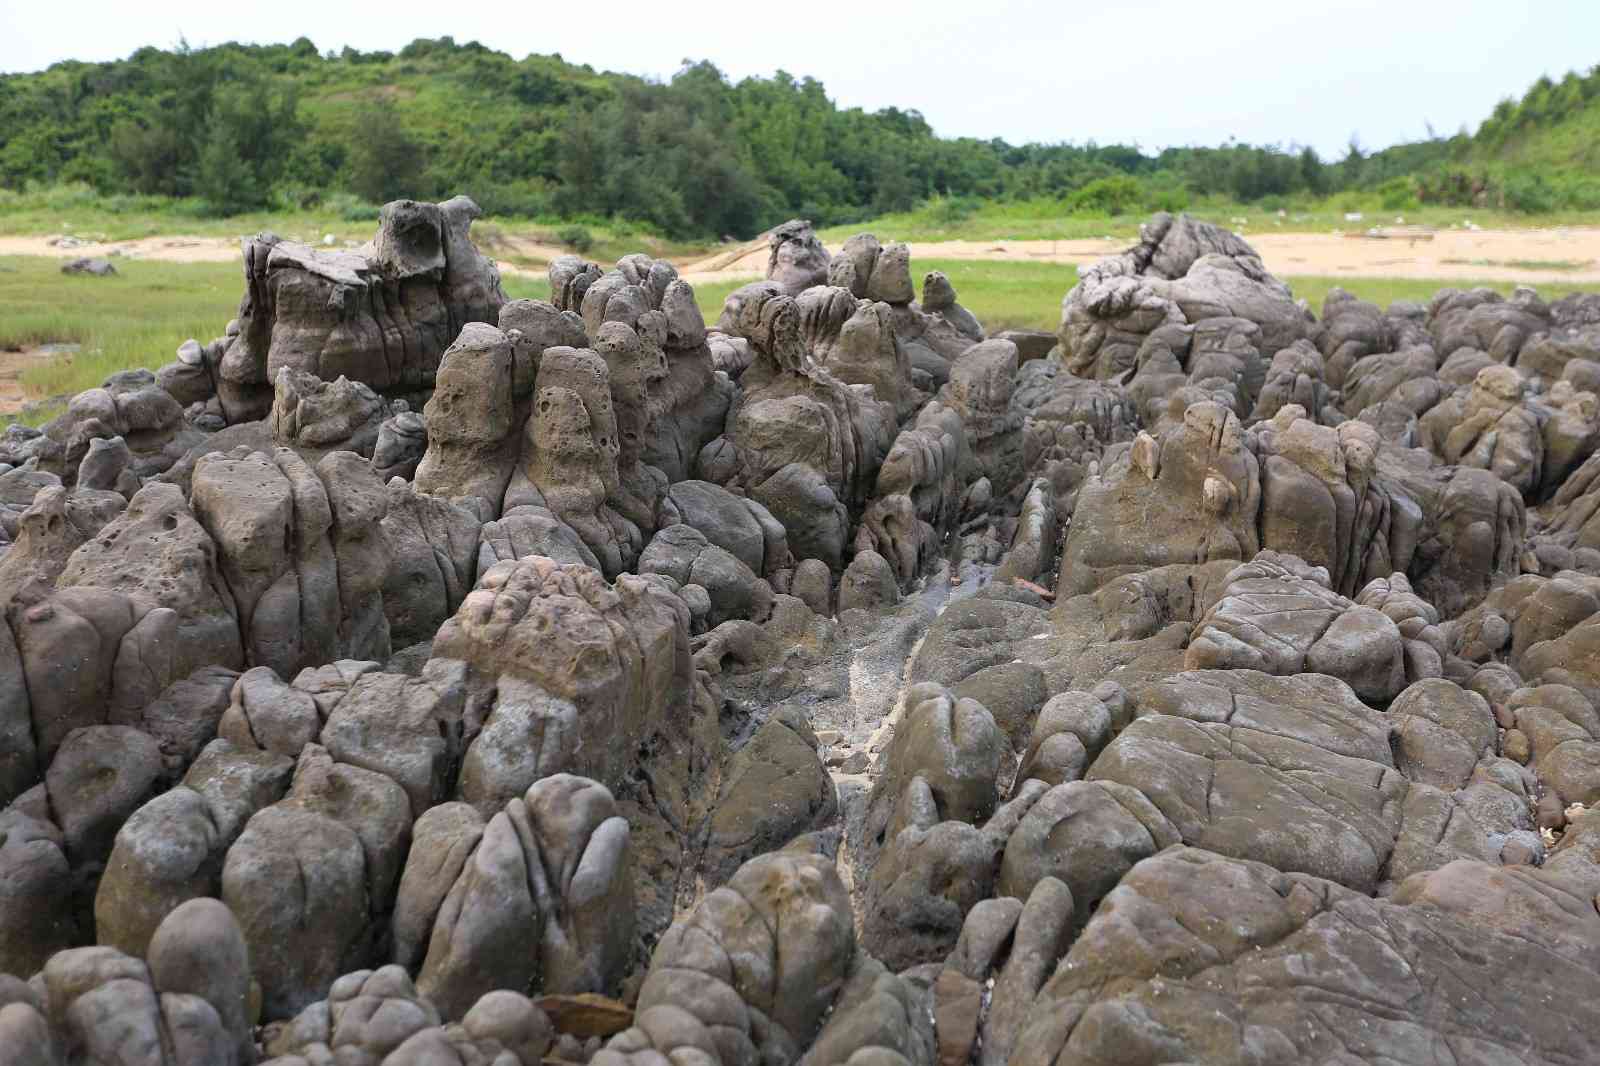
11,211,1600,1066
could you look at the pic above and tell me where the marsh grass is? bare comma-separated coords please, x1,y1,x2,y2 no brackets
0,256,239,417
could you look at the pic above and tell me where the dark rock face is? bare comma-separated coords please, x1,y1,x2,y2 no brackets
9,211,1600,1066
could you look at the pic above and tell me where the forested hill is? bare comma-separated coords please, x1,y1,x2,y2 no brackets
2,36,1597,238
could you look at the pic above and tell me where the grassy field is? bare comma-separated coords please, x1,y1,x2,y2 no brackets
6,252,1600,426
0,185,715,264
816,197,1600,245
12,184,1600,260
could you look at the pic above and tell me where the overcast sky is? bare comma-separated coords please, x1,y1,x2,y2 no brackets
3,0,1594,159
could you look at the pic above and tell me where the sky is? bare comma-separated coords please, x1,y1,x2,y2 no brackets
3,0,1596,160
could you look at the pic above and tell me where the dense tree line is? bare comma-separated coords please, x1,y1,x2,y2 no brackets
1,38,1596,237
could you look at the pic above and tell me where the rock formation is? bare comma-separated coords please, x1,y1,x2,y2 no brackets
6,209,1600,1066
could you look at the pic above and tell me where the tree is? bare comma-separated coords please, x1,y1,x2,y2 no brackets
347,97,427,204
1298,146,1326,195
108,118,185,195
193,109,263,214
1341,135,1365,185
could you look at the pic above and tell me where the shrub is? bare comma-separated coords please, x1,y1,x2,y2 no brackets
928,195,980,224
557,224,594,253
1377,177,1419,211
1068,175,1143,216
1414,166,1493,207
1504,172,1556,213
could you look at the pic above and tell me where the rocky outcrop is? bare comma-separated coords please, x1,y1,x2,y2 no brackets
601,845,933,1066
764,219,831,295
1007,844,1600,1065
35,369,196,480
828,234,980,384
1062,399,1524,614
258,969,555,1065
183,197,506,424
405,776,633,1019
706,285,895,570
1060,212,1310,382
564,254,732,483
15,213,1600,1066
0,899,254,1066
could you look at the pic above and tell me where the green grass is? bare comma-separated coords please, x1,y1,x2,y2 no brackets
1441,257,1592,272
900,261,1600,332
7,250,1600,428
0,185,716,262
816,196,1600,245
0,256,242,418
10,185,1600,264
1285,275,1600,317
0,185,379,243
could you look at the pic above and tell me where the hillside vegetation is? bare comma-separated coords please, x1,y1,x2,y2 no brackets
2,37,1598,241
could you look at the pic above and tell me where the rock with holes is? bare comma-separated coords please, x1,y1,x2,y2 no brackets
411,323,519,519
269,367,388,457
514,346,639,575
53,480,240,680
0,483,125,606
